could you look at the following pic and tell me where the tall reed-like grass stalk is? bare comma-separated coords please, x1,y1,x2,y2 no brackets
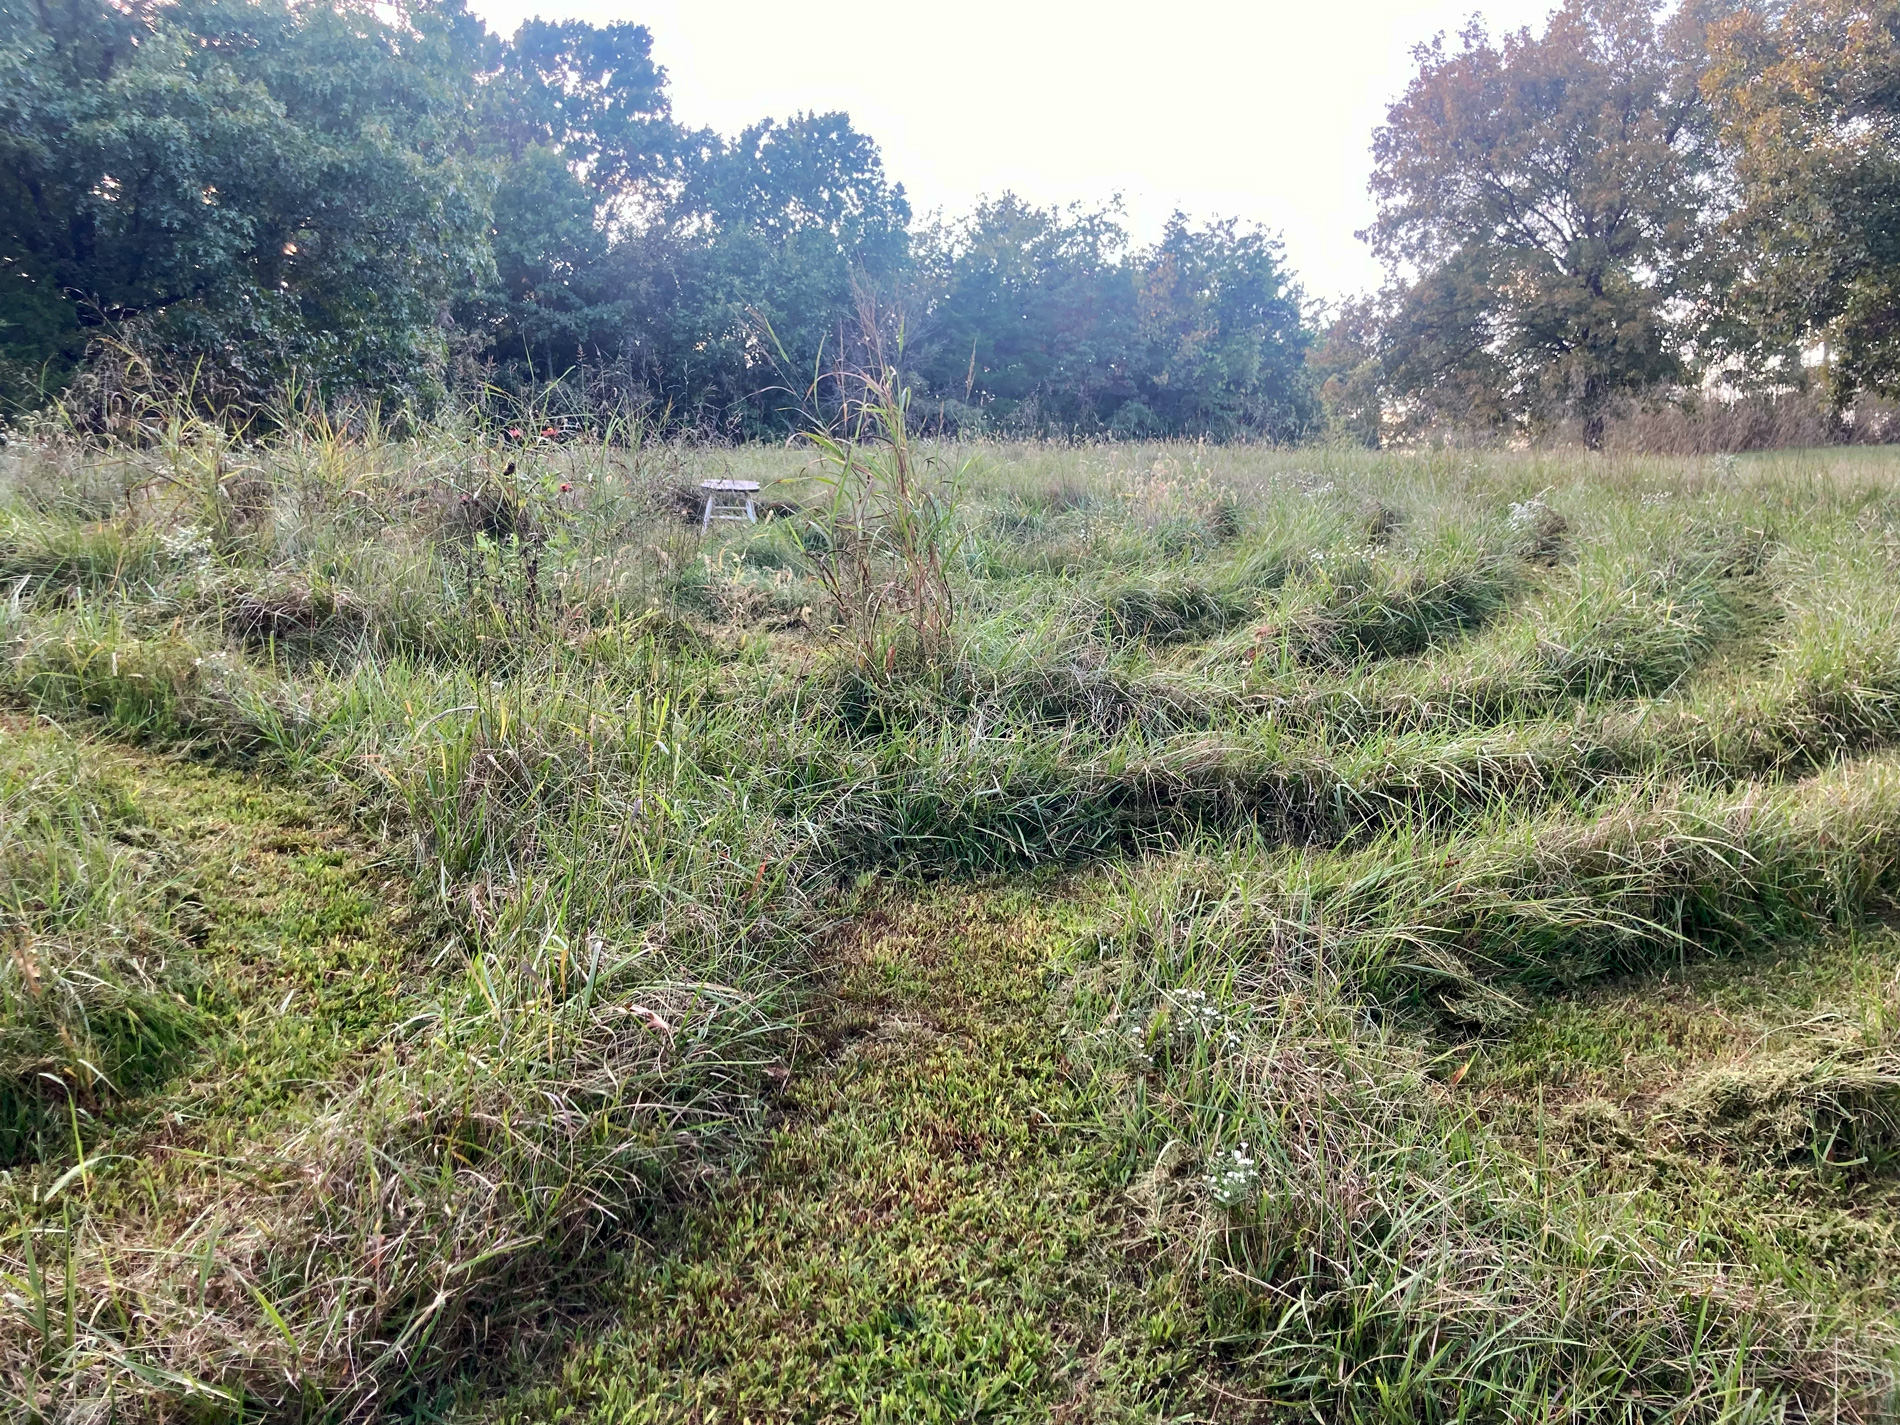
789,336,962,665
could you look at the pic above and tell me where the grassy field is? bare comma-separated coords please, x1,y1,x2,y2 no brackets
5,419,1900,1420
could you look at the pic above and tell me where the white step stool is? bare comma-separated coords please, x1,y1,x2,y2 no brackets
699,479,761,531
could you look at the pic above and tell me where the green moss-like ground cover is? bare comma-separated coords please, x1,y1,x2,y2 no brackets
482,886,1245,1423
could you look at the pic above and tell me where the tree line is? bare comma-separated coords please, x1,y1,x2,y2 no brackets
0,0,1313,438
5,0,1898,445
1333,0,1900,447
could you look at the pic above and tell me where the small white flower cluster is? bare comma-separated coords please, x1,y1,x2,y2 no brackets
188,648,243,691
1641,490,1674,506
1207,1141,1260,1207
1309,543,1384,569
159,523,214,569
1508,497,1551,529
1170,988,1241,1050
1303,479,1337,499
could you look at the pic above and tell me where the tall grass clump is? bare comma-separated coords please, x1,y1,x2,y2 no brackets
797,362,963,667
0,730,204,1164
1062,805,1900,1419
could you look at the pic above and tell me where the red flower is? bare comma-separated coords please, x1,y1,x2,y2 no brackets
559,482,572,493
541,426,557,437
507,427,522,439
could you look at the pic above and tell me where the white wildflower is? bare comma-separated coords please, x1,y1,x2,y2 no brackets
1508,497,1550,529
159,523,214,569
1207,1141,1260,1207
1168,989,1242,1051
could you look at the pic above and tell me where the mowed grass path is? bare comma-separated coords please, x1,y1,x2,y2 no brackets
481,887,1251,1423
1,714,431,1413
0,713,420,1144
480,876,1900,1422
1474,928,1900,1319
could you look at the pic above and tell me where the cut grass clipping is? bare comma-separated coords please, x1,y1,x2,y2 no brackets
4,425,1900,1419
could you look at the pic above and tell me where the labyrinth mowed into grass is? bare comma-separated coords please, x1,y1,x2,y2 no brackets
5,437,1900,1420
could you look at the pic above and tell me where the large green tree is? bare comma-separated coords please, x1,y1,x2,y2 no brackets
1132,216,1315,439
911,197,1137,432
1367,0,1713,445
909,200,1315,438
0,0,492,412
466,20,674,381
463,43,912,436
1706,0,1900,403
604,111,914,433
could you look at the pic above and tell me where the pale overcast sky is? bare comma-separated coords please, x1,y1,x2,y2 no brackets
467,0,1563,305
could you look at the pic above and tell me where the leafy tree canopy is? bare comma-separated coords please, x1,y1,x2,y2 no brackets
1706,0,1900,403
0,0,493,409
909,200,1316,439
1366,0,1714,445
